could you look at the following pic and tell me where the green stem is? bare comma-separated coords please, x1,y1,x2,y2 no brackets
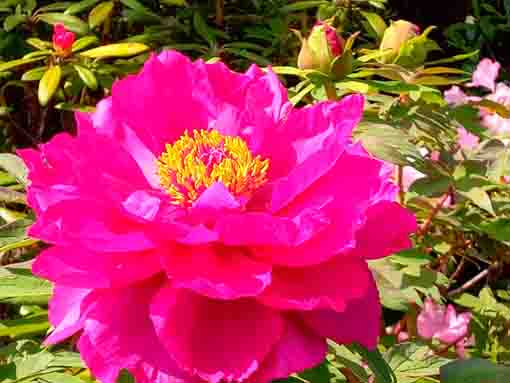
324,81,338,100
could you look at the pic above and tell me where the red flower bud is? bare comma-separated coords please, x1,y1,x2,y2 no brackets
52,23,75,57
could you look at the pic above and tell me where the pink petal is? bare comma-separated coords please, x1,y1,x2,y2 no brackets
444,86,469,105
247,319,327,383
258,255,371,311
32,246,162,288
300,274,382,349
78,278,190,383
161,244,272,300
417,298,448,340
29,200,156,252
350,201,417,260
457,127,480,150
270,94,364,212
468,58,500,91
44,285,92,345
254,145,389,267
150,285,285,382
111,52,207,156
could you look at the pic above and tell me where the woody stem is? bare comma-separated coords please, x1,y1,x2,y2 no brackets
324,81,338,100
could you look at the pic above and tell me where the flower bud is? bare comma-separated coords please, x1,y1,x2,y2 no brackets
297,21,344,73
52,23,75,57
379,20,419,63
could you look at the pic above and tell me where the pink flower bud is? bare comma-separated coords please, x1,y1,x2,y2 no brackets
297,21,344,73
52,23,75,57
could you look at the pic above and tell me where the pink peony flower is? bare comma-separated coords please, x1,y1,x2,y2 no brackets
52,23,75,57
417,298,472,345
481,83,510,135
457,127,480,150
468,58,501,92
20,51,416,383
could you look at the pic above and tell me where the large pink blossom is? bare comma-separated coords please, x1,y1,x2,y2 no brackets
20,51,416,383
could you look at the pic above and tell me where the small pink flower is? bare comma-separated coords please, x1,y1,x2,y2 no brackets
457,127,480,150
417,298,472,344
444,86,469,106
401,166,425,192
52,23,75,57
468,58,501,92
430,151,440,162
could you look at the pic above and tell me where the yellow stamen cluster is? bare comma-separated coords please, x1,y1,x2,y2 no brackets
157,129,270,206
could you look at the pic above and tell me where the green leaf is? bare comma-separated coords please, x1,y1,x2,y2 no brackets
479,218,510,242
0,56,46,72
37,13,89,34
279,1,328,13
440,358,510,383
0,268,52,304
425,50,479,66
0,350,54,380
361,11,387,38
409,176,451,198
3,14,26,32
0,153,27,185
72,35,99,52
49,352,85,368
38,65,62,106
80,42,149,58
350,344,396,383
386,342,450,383
459,187,495,215
37,372,88,383
73,64,98,90
21,65,48,81
64,0,101,15
0,313,50,338
193,11,215,46
88,1,114,29
26,37,53,50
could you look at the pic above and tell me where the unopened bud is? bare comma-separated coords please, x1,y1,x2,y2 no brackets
297,21,344,73
52,23,75,58
379,20,420,63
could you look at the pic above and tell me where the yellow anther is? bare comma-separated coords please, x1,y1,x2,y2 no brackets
157,129,269,206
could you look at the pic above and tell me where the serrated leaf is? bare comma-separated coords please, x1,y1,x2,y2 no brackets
459,187,495,215
88,1,114,29
38,65,62,106
80,42,149,58
73,64,98,90
37,13,89,34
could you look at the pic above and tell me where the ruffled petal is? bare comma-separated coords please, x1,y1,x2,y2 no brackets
44,285,92,345
351,201,417,260
78,278,190,383
258,255,371,311
111,51,207,156
32,246,162,288
162,244,271,300
151,285,285,382
247,319,327,383
269,94,364,212
254,146,387,267
300,274,381,349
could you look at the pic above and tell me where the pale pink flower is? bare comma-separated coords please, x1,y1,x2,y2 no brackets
468,58,501,92
417,298,472,344
457,127,480,150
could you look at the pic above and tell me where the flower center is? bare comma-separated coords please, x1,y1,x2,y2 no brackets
157,129,269,206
